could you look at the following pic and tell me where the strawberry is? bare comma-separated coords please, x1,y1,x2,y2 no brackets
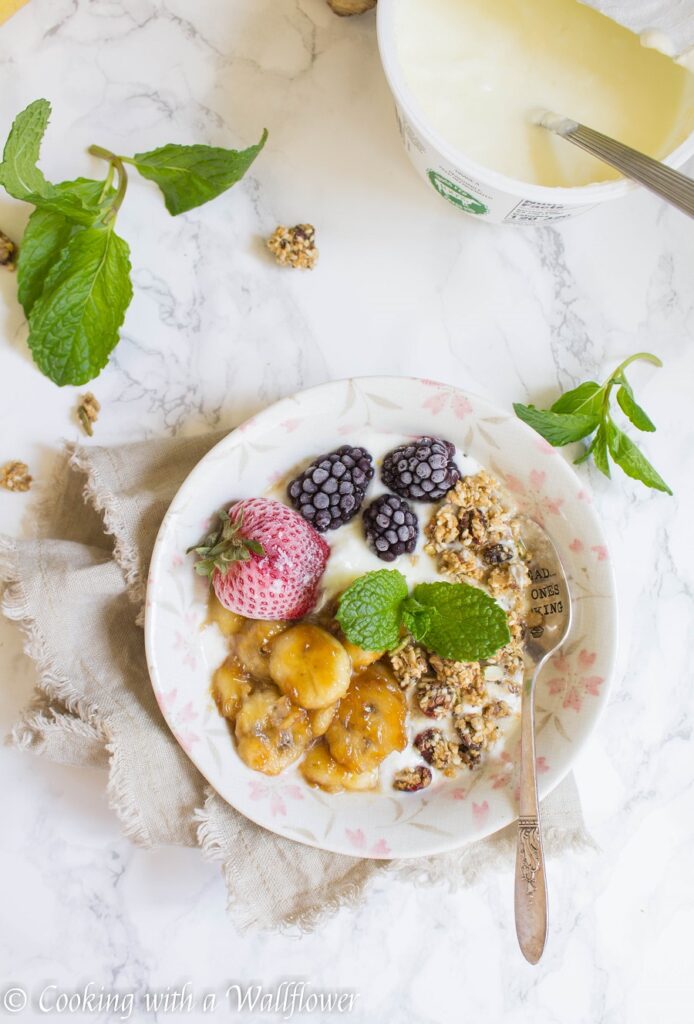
189,498,330,620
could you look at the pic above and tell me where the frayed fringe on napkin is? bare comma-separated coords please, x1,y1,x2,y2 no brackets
2,439,597,932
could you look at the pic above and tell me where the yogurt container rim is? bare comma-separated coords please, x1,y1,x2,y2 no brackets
377,0,694,207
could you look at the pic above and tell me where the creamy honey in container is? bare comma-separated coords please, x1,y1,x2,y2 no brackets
377,0,694,223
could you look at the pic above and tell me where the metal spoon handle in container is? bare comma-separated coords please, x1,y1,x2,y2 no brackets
538,113,694,218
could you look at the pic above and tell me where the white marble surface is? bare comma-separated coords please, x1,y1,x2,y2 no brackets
0,1,693,1021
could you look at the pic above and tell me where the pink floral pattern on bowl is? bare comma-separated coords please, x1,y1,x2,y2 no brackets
145,377,617,859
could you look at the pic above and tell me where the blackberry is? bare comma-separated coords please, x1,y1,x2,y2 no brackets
363,494,418,562
287,445,374,532
381,436,460,501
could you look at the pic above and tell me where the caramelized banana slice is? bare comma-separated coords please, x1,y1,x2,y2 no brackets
235,619,288,680
235,687,311,775
326,663,407,772
308,703,338,737
207,593,246,637
269,624,351,710
301,741,378,793
341,637,384,671
212,657,251,722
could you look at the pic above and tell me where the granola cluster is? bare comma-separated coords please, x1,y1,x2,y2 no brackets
414,728,461,773
387,471,531,787
454,701,511,769
267,224,318,270
77,392,100,436
390,639,513,777
392,765,432,792
0,460,32,492
424,470,530,690
389,642,428,688
0,230,17,271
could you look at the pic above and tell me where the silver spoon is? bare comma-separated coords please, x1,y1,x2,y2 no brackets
514,515,572,964
537,111,694,218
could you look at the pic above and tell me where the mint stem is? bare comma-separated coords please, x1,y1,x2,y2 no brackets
609,351,662,381
601,351,662,418
98,162,115,202
88,144,128,222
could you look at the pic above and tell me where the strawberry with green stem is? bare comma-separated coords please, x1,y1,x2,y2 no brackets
188,498,330,620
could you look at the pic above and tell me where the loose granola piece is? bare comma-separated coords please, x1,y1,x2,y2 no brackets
389,641,429,688
508,616,526,644
415,677,457,718
456,471,507,511
488,626,526,686
0,461,32,492
393,765,432,792
430,656,486,705
483,542,513,565
267,224,318,270
494,648,525,685
454,700,511,769
425,472,511,561
459,506,489,544
487,564,522,597
77,392,100,436
429,505,460,545
435,546,485,582
327,0,376,14
414,728,460,772
0,230,17,271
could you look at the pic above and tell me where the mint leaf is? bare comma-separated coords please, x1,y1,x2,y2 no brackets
515,352,668,496
616,382,655,433
17,209,76,316
0,100,100,224
128,130,268,215
17,179,110,315
606,422,672,495
513,403,599,446
336,569,408,651
550,380,604,417
587,424,611,477
401,596,435,643
27,225,132,386
411,582,510,662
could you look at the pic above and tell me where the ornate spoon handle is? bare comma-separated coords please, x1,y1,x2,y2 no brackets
514,669,548,964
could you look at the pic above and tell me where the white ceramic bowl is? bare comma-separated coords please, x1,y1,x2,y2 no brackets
377,0,694,224
145,377,618,859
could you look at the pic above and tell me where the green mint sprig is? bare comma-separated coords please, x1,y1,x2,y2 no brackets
336,569,511,663
0,99,267,386
513,352,672,495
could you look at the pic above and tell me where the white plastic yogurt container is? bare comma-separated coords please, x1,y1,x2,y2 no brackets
377,0,694,224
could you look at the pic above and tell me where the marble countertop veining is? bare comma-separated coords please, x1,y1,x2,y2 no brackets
0,1,693,1022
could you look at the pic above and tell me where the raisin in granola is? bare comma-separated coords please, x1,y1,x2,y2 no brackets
415,677,457,718
455,701,511,769
414,729,460,772
393,765,432,792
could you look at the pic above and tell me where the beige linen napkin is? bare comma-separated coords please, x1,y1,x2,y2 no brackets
0,432,593,931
